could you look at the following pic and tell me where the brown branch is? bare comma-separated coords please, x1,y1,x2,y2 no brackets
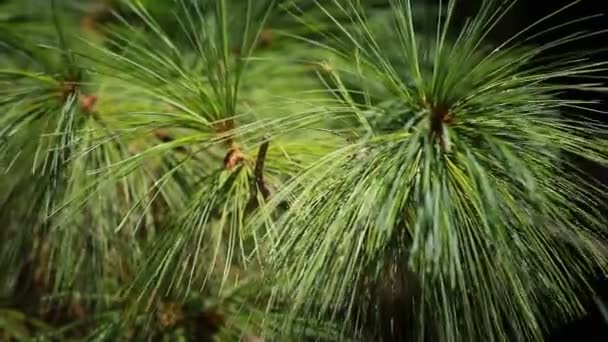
247,135,271,210
253,134,271,200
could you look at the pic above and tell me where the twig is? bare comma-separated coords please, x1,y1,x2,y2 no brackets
253,134,271,200
247,134,271,210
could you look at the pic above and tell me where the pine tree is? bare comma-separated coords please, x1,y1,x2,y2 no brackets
1,0,607,341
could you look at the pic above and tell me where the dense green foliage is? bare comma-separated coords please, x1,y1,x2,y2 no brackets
1,0,607,341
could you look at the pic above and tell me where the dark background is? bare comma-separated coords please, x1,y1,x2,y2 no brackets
456,0,608,339
501,0,608,340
